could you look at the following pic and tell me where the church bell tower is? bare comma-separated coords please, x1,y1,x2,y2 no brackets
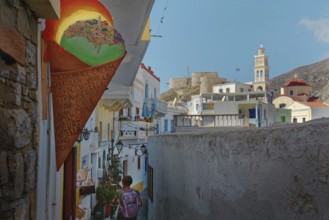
253,44,270,92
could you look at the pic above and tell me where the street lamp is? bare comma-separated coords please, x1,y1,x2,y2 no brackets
107,139,124,182
135,144,148,157
77,127,98,142
107,139,124,163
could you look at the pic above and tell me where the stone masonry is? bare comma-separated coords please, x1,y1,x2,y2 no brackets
0,0,38,219
148,119,329,220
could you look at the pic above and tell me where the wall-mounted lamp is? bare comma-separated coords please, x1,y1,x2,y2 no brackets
77,127,98,142
107,139,124,162
135,144,148,157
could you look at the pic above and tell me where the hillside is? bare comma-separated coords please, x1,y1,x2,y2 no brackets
160,86,200,103
161,59,329,103
270,58,329,103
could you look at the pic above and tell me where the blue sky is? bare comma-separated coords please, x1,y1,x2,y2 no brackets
142,0,329,93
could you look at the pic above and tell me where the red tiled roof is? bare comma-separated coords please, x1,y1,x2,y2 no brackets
282,78,310,87
299,101,329,108
308,96,320,102
141,63,160,82
277,95,301,101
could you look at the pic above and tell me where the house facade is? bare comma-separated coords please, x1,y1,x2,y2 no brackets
273,76,329,123
183,45,275,129
114,64,167,193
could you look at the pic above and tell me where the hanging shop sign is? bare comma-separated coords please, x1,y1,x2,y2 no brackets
42,0,126,170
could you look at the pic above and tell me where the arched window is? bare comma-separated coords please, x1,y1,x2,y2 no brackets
279,103,286,108
293,117,297,123
289,90,293,96
145,81,149,98
256,86,263,91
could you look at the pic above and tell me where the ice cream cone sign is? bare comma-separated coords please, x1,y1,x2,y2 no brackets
43,0,126,170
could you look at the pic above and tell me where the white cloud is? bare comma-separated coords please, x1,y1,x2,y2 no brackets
300,17,329,43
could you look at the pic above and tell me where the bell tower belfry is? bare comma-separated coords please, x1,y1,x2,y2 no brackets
253,44,270,92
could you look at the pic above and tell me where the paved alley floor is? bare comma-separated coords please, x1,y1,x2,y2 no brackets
137,189,148,220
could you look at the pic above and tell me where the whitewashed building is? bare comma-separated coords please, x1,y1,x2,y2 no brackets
273,76,329,123
114,64,167,192
179,45,275,129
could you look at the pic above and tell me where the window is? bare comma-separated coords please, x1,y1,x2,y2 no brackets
137,156,141,170
99,121,103,141
290,90,293,96
107,123,110,140
128,107,132,117
293,117,297,123
303,117,306,123
249,109,256,118
119,108,123,117
145,82,149,98
196,103,199,111
256,86,263,91
240,88,244,92
219,89,223,93
171,119,174,132
279,104,286,108
123,160,128,177
281,115,286,122
145,157,148,172
154,88,157,98
164,119,168,132
102,150,106,169
156,123,159,134
226,88,230,93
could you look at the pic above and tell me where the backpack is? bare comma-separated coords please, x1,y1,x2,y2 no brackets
121,189,139,218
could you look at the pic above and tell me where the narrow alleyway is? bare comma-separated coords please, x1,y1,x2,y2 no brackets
93,189,148,220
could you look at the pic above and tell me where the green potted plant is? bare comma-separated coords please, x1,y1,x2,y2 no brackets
96,183,115,204
94,183,116,219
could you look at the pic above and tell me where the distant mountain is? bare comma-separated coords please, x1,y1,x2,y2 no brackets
270,59,329,103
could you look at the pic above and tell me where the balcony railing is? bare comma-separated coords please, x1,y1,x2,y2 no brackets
142,98,167,119
120,120,156,139
174,114,248,128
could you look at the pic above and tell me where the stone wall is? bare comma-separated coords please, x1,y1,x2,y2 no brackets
200,77,225,94
0,0,38,219
169,78,190,90
148,119,329,220
191,72,218,87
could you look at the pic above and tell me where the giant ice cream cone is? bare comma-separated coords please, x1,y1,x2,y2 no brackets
43,0,126,170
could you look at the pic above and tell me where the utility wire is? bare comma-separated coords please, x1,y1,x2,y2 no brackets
153,0,169,34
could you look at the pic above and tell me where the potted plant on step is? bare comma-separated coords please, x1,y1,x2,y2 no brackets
95,182,116,219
